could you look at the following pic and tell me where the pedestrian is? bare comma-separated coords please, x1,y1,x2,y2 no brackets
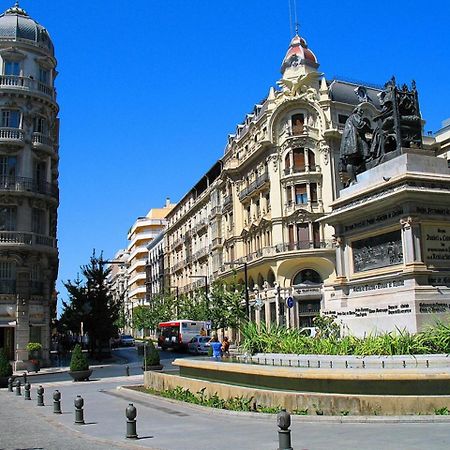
221,336,230,357
209,335,222,359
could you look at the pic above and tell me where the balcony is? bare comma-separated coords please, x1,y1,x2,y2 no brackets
276,240,334,252
193,247,209,261
208,205,221,218
0,176,58,199
0,232,57,248
171,261,184,273
171,236,184,250
0,75,56,101
222,195,232,212
239,171,269,201
286,125,319,140
283,165,321,176
32,132,55,152
192,219,208,235
0,127,24,146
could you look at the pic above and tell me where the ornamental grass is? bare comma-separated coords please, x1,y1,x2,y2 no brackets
240,321,450,356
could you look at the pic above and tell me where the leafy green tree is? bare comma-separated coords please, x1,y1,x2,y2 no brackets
60,252,121,358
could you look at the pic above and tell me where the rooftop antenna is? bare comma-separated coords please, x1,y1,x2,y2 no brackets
288,0,300,37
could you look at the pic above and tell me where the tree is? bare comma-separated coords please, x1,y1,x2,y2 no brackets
59,252,120,358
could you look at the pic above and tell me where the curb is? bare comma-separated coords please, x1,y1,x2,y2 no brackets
117,385,450,424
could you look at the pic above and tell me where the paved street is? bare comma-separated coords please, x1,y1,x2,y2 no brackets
2,348,450,450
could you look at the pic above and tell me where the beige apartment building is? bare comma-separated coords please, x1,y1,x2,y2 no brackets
120,199,175,331
0,3,59,368
165,33,394,328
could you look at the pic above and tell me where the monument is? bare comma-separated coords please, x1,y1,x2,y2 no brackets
323,78,450,336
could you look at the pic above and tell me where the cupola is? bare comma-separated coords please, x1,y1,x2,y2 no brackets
281,34,318,75
0,2,54,54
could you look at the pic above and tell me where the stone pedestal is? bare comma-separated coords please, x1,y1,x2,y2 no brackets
323,150,450,336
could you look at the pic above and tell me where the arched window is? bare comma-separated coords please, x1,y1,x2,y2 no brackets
293,269,322,285
257,273,264,289
267,270,275,287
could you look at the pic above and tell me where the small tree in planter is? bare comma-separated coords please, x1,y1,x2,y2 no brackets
0,349,13,387
143,340,163,371
69,344,92,381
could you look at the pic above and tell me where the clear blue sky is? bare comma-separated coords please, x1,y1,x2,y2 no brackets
7,1,448,311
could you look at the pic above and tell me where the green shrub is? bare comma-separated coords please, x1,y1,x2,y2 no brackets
143,340,160,367
70,344,89,371
0,349,12,377
26,342,42,353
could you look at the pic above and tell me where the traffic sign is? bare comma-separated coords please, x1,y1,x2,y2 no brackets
286,296,294,308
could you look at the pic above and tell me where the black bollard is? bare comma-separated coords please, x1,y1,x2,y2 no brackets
37,385,44,406
24,382,31,400
126,365,130,376
53,390,62,414
277,409,293,450
23,372,27,385
15,379,21,396
74,395,85,424
125,403,138,439
7,376,14,392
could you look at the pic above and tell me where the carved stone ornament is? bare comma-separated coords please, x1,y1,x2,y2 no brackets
319,140,330,165
400,216,415,230
0,195,20,205
276,72,323,98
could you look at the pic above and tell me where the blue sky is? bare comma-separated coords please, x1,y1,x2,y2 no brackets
7,1,448,311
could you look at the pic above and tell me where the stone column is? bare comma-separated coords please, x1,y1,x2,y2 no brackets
15,268,30,370
400,217,415,264
334,235,347,280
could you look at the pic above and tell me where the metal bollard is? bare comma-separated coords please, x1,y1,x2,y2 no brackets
23,372,27,385
126,403,138,439
126,365,130,376
15,379,21,396
37,385,44,406
7,376,14,392
277,409,293,450
24,382,31,400
53,390,62,414
74,395,85,424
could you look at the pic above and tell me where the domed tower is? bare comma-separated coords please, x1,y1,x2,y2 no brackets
280,33,319,80
0,2,59,369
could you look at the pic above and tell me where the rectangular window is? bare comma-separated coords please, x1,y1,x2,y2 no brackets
0,261,13,279
39,67,49,85
293,148,305,171
0,206,16,230
295,184,308,204
291,114,304,135
297,223,310,248
338,114,349,124
0,156,17,179
310,183,318,204
34,116,47,134
1,110,20,128
4,60,20,76
32,208,45,234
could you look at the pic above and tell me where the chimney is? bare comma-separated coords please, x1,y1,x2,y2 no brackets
165,197,170,207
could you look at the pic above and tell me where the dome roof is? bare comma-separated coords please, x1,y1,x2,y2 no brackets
0,2,53,53
281,34,318,73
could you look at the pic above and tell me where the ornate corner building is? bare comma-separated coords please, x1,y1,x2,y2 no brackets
164,32,443,331
0,3,59,368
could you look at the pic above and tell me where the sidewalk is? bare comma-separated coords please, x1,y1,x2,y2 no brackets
2,375,450,450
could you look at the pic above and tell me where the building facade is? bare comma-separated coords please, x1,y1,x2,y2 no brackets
145,230,165,300
0,3,59,368
164,33,446,333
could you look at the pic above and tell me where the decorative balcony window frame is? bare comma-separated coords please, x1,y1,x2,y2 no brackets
1,109,21,129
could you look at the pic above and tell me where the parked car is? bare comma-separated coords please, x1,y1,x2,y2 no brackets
187,335,210,354
119,335,135,347
299,327,319,338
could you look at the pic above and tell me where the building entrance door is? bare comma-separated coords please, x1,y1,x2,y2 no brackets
0,326,14,360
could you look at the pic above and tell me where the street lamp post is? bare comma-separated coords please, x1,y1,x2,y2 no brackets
223,261,250,320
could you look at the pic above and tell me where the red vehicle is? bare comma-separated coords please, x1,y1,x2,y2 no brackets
158,320,209,351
